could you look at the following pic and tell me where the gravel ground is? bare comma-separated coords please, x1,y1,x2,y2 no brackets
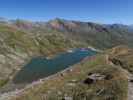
128,74,133,100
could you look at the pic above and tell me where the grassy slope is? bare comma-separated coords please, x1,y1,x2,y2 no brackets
108,46,133,74
0,24,84,88
0,24,83,56
11,53,128,100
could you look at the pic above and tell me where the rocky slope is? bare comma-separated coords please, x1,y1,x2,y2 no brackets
4,46,132,100
107,46,133,100
43,18,133,49
0,23,83,88
1,18,133,49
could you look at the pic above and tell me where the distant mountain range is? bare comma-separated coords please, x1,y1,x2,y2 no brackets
0,18,133,49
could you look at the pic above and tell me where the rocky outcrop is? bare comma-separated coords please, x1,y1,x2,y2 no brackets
84,72,113,85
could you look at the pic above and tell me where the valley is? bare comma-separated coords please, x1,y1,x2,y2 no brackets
0,18,133,100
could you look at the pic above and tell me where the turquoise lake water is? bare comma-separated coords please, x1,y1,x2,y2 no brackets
13,48,97,84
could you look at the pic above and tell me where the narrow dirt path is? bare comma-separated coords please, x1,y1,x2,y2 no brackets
128,74,133,100
105,54,133,100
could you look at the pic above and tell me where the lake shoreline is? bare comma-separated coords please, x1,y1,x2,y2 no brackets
0,49,98,98
0,54,97,100
0,47,98,98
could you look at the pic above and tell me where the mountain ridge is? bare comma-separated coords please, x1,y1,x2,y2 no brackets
0,17,133,100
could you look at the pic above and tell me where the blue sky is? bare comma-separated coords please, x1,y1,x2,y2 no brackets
0,0,132,24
